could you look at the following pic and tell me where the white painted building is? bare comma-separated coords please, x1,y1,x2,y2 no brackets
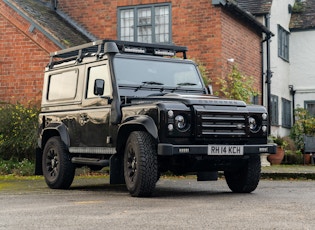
269,0,295,137
290,17,315,117
237,0,315,138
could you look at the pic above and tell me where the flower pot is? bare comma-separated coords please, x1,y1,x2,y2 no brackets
303,153,312,165
267,146,285,165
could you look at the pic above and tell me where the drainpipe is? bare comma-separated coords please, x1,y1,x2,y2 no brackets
262,14,272,134
50,0,58,10
289,85,296,124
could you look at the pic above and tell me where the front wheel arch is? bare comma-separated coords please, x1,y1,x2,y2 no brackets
116,116,158,154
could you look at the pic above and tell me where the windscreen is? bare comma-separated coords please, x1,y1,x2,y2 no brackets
113,57,203,90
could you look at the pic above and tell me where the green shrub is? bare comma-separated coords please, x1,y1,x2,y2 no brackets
0,158,34,176
0,102,39,161
215,65,259,103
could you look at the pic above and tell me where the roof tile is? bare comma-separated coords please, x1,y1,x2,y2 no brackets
290,0,315,30
10,0,91,48
235,0,272,15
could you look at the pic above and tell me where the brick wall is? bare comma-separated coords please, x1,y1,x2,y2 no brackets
0,0,263,104
0,1,59,105
221,9,262,102
58,0,263,99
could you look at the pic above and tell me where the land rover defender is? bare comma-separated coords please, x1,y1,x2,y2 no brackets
36,39,276,197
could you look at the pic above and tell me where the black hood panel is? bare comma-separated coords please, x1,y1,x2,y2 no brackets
130,93,247,107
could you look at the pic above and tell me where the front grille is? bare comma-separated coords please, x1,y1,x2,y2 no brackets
197,112,247,137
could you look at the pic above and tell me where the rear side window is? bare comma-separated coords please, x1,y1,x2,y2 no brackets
47,70,78,101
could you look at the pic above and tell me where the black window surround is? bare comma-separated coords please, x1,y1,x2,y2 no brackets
117,3,172,44
282,97,291,128
278,25,289,62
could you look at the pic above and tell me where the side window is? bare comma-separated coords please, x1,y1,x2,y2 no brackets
86,65,111,99
48,69,78,101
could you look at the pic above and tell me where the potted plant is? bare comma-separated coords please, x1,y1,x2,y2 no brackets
267,136,287,165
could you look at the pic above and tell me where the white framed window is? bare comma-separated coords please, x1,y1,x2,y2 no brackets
118,4,171,43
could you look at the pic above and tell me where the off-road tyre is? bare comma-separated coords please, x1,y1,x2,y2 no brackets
124,131,158,197
42,136,75,189
224,155,261,193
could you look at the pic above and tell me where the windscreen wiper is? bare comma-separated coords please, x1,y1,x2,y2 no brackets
171,82,197,92
135,81,164,91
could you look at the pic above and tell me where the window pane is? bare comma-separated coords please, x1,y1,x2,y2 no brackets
155,6,169,43
278,25,289,61
271,95,279,125
118,4,171,43
137,8,152,43
120,9,134,41
282,98,291,128
305,102,315,116
114,57,202,89
87,65,110,99
48,70,78,101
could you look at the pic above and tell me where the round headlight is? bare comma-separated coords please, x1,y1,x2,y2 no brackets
175,115,186,130
249,116,260,133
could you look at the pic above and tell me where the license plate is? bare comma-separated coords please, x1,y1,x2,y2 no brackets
208,145,244,155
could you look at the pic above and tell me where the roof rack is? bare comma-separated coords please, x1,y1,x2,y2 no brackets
48,39,188,69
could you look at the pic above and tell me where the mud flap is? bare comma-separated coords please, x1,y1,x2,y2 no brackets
197,171,218,181
109,154,125,184
35,148,43,175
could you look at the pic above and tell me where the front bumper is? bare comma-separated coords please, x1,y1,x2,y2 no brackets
158,143,277,156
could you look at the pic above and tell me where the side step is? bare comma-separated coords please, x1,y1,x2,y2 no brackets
71,157,109,167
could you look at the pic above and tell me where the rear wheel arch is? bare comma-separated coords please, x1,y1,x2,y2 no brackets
41,123,70,150
36,123,70,175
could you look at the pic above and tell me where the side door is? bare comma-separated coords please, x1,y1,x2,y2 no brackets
76,60,113,151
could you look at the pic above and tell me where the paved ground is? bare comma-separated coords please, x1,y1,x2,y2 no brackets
0,173,315,230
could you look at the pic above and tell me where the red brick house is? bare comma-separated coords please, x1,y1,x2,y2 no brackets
0,0,271,104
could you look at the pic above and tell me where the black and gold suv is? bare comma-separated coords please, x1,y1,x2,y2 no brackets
36,40,276,197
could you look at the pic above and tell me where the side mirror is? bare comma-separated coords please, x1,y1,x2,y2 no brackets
94,79,105,96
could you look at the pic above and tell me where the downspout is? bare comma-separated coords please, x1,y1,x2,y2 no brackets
50,0,58,10
263,13,272,135
289,85,296,124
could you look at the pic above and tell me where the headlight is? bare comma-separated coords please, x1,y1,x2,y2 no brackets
248,116,261,133
167,110,191,135
175,115,186,130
